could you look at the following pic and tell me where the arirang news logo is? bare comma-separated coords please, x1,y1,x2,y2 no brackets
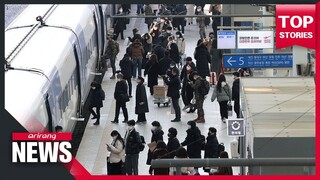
12,132,72,163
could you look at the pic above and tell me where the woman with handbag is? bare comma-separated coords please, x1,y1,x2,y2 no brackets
106,130,125,175
144,54,159,95
112,73,129,123
135,76,149,123
211,74,231,123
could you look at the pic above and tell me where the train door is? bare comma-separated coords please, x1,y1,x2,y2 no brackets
92,12,100,70
45,93,53,132
98,5,105,58
73,45,83,118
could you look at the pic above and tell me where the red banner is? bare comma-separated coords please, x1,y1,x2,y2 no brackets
12,132,72,141
276,5,316,49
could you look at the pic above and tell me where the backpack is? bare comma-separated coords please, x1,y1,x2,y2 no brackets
139,135,146,152
218,143,225,157
199,79,210,96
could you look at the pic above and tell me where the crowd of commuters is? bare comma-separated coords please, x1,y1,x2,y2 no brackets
85,3,248,176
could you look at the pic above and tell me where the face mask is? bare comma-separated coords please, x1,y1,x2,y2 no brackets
119,9,123,13
91,87,96,90
167,31,172,34
153,27,158,30
188,125,191,129
186,65,191,70
176,35,180,38
208,132,211,136
151,126,157,131
197,9,201,12
112,135,117,140
170,65,174,68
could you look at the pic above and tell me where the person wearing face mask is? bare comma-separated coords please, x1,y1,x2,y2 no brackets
209,32,223,76
144,54,159,95
163,68,182,122
112,73,129,123
196,6,206,39
88,81,105,125
124,120,142,175
158,50,174,76
106,130,125,175
181,120,202,174
168,38,180,68
149,24,161,44
190,71,206,123
232,72,241,118
175,31,186,62
180,57,197,111
146,121,164,174
203,127,219,174
135,76,149,123
166,127,180,159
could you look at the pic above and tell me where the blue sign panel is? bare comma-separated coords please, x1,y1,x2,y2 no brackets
223,53,293,68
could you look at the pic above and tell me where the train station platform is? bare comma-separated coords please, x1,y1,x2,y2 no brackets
75,4,241,175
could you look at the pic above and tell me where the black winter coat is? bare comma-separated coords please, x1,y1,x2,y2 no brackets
169,43,180,64
204,135,219,158
147,129,164,165
194,44,211,77
153,44,165,61
158,56,173,75
163,75,181,98
135,83,149,114
119,54,133,79
113,13,127,32
114,80,128,102
152,148,170,175
181,127,202,158
125,129,142,154
180,62,197,84
232,78,240,101
144,61,159,88
167,137,180,159
90,85,105,108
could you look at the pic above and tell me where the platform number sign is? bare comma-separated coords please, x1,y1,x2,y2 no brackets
227,119,245,137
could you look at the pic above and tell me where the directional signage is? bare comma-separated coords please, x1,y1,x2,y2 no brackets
227,119,245,137
223,53,294,68
217,31,236,49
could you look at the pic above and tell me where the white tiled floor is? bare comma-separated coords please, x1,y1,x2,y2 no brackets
76,4,240,175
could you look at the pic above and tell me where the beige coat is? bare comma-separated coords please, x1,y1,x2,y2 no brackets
107,139,125,163
176,37,186,55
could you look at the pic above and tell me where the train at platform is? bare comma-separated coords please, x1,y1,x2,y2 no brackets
5,4,109,132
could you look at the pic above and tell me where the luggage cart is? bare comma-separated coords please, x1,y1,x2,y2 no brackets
153,85,169,107
153,98,170,107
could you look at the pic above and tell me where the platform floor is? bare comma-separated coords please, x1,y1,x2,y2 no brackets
76,4,241,175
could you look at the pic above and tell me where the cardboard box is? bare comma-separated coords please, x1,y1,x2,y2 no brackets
153,85,167,99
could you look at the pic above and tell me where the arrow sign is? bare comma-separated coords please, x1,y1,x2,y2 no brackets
227,57,236,66
223,53,295,68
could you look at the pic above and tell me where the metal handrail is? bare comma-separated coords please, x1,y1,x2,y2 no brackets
151,158,315,168
152,158,315,175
